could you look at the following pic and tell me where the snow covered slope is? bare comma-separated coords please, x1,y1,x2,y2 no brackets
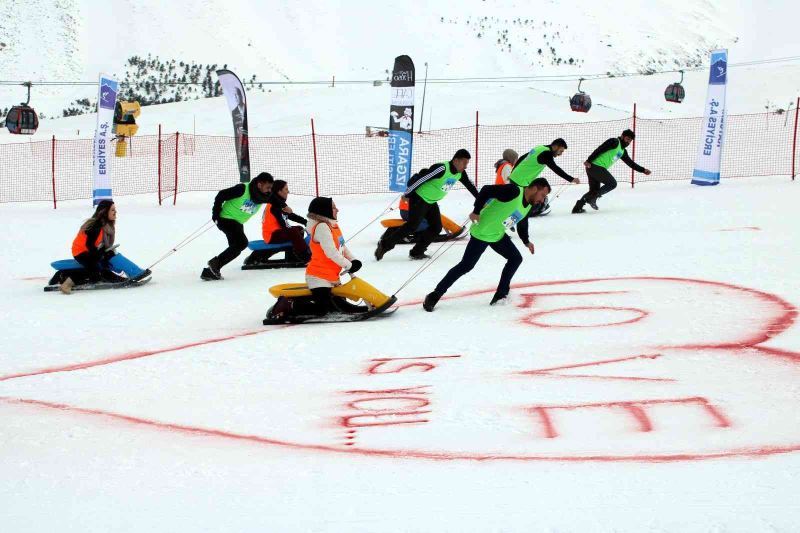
1,0,798,139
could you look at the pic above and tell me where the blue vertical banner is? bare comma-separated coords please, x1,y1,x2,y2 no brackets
388,55,415,192
92,74,118,204
691,49,728,186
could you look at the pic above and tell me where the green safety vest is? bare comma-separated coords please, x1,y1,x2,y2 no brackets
510,145,550,186
470,186,532,243
415,162,462,204
591,139,624,169
219,185,263,223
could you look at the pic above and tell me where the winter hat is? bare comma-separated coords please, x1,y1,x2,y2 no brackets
502,149,519,163
621,129,635,139
308,196,335,220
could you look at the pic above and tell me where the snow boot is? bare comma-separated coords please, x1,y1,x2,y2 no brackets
409,251,431,260
59,277,75,294
490,292,508,306
423,291,442,312
571,200,586,214
202,258,223,280
374,240,389,261
585,194,599,210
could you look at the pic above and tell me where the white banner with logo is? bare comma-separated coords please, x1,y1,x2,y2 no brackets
691,49,728,186
92,74,118,204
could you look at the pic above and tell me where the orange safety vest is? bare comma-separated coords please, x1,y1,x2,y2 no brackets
495,161,512,185
261,202,283,242
71,227,103,257
306,222,345,282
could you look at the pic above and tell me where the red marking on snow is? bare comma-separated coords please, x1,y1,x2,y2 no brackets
343,386,431,396
0,395,784,463
521,306,648,328
517,291,627,309
528,397,731,439
2,277,798,462
0,326,290,383
339,410,431,428
365,355,461,375
718,226,761,232
347,396,431,411
517,354,675,383
17,276,48,281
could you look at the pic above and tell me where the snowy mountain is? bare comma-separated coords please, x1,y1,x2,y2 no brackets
0,0,798,138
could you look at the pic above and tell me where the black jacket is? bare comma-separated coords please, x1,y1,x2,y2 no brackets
266,194,307,229
212,181,270,221
406,161,479,198
472,184,532,245
512,148,575,183
586,137,646,172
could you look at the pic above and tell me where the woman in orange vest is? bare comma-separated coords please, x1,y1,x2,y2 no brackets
261,180,310,262
494,148,519,185
305,196,363,315
61,200,124,292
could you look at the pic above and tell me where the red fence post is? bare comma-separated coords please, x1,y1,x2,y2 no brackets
157,124,162,205
475,111,479,186
173,132,179,206
631,102,637,188
311,118,320,196
792,97,799,181
51,135,57,209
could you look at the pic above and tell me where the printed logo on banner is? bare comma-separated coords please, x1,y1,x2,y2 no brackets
99,80,117,110
388,130,412,192
710,52,727,85
392,70,414,83
391,87,415,107
390,105,414,131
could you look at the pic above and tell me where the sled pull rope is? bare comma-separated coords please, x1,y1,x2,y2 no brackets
343,193,402,245
145,219,215,270
392,217,472,297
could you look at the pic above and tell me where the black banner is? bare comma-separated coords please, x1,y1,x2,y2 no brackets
216,69,251,183
388,55,415,192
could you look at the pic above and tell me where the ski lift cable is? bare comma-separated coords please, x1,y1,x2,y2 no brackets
2,55,799,88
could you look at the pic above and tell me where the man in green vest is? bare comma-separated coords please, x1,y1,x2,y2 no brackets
508,138,578,187
423,177,552,311
201,172,273,280
572,129,651,214
375,149,479,261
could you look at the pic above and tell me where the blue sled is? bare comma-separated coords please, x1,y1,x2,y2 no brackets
242,236,310,270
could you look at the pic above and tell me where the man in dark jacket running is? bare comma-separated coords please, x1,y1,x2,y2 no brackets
572,129,651,213
376,149,479,261
202,172,273,280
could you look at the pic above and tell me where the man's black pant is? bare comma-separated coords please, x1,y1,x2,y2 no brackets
434,234,522,297
214,218,249,268
380,192,442,256
584,164,617,200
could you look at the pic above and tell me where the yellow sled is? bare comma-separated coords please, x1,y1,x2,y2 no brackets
268,276,393,309
380,214,463,234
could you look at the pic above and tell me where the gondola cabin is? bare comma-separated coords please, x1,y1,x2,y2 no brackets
5,105,39,135
569,78,592,113
664,83,685,103
664,70,686,103
5,82,38,135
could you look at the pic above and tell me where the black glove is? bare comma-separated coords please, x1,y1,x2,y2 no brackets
101,244,119,261
347,259,362,274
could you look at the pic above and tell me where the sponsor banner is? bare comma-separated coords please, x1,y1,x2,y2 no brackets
217,70,251,183
388,55,415,192
691,50,728,186
92,74,118,205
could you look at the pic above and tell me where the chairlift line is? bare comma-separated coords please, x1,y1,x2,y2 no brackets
1,54,798,88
